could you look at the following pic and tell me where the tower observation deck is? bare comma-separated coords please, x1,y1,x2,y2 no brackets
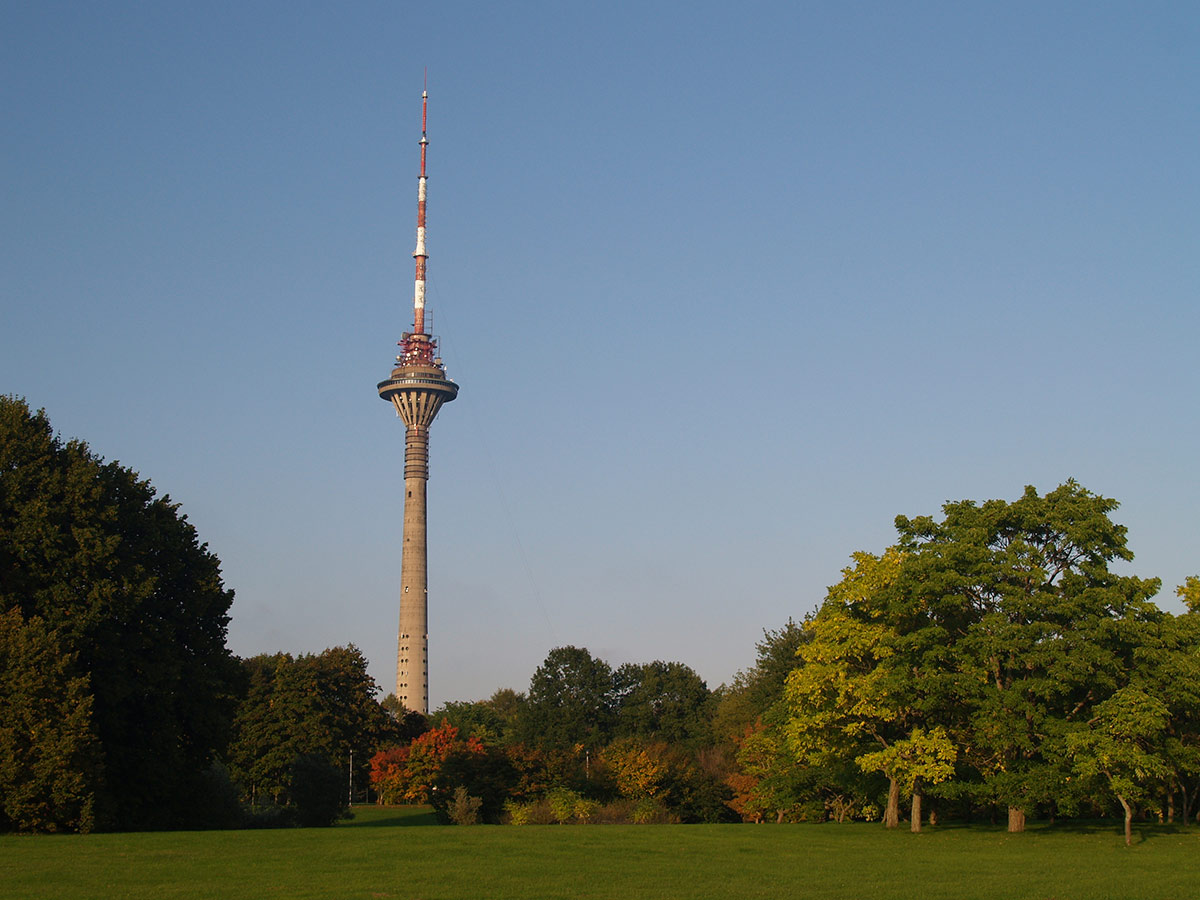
377,89,458,715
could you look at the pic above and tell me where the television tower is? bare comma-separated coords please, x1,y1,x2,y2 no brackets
377,87,458,714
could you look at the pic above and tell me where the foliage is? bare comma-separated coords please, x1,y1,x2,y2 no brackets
895,481,1164,827
0,397,239,831
431,700,505,743
431,689,527,744
288,754,348,827
631,798,676,824
547,787,584,824
446,786,482,825
1067,687,1173,845
503,797,534,825
368,746,409,805
189,761,244,830
369,721,502,821
597,736,734,823
855,726,958,792
0,609,98,833
1176,576,1200,613
613,661,712,747
775,482,1199,836
519,646,616,748
227,645,389,809
432,742,517,824
600,737,673,800
733,719,812,822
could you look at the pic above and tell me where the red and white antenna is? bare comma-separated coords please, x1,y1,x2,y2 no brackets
412,78,429,336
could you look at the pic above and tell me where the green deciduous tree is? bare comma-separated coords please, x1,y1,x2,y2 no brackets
894,481,1163,831
780,483,1180,834
857,726,957,832
1067,687,1172,845
784,549,917,828
0,397,239,830
227,645,388,809
613,660,712,747
518,646,615,749
0,609,98,832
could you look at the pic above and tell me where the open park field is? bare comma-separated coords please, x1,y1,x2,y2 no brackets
2,806,1197,900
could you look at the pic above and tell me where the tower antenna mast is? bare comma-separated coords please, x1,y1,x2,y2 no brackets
412,80,429,337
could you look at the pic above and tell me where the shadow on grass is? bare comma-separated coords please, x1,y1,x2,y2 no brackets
917,817,1195,844
1026,819,1195,842
341,806,440,828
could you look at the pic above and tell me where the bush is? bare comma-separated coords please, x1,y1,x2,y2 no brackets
447,787,482,826
632,799,677,824
592,799,637,824
574,797,601,823
289,754,347,827
503,799,533,825
547,787,582,824
191,762,244,830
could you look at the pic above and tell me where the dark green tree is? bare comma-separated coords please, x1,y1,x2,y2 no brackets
0,609,98,832
613,660,712,747
518,646,615,749
227,645,389,810
0,397,239,830
894,481,1162,831
289,754,349,827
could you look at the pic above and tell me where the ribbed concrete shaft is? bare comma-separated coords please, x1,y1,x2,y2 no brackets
397,424,430,714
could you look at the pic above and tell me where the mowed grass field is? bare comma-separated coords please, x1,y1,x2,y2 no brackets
3,806,1197,900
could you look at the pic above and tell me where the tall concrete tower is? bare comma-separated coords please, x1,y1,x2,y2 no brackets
377,88,458,714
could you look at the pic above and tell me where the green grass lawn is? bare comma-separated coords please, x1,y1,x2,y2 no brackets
2,807,1197,900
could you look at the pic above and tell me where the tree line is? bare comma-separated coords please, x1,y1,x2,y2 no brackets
3,397,1198,841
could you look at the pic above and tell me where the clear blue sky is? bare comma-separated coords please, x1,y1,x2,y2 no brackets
3,2,1197,706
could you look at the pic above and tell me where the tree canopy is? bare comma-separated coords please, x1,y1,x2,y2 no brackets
0,397,239,831
779,481,1196,833
227,645,390,813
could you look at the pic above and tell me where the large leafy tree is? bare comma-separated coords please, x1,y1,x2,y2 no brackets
783,549,931,828
894,481,1162,831
518,646,615,749
782,482,1177,834
0,397,239,830
1067,687,1172,846
227,645,389,808
613,660,712,746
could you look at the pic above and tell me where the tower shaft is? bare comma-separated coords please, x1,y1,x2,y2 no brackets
397,426,429,714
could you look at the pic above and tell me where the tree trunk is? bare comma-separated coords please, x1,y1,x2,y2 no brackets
884,777,900,829
1182,786,1192,828
929,806,938,827
910,791,922,833
1007,806,1025,833
776,809,785,824
1167,785,1175,824
1118,795,1133,847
